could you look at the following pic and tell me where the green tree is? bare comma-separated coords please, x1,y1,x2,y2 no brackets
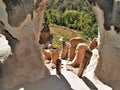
79,11,98,39
45,0,98,39
62,10,80,28
45,9,62,25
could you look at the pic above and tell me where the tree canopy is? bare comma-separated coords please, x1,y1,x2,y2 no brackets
45,0,98,39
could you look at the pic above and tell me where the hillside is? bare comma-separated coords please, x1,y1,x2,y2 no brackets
46,0,90,11
49,25,83,50
45,0,98,40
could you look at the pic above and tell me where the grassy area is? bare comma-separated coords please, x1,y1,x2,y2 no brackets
49,25,85,50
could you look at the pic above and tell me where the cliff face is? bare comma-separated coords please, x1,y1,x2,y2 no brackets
0,0,50,89
88,0,120,90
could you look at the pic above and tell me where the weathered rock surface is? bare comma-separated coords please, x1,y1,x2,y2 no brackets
43,49,51,60
68,38,84,61
88,0,120,90
60,41,69,60
51,49,59,64
70,43,89,67
89,38,98,50
0,0,50,89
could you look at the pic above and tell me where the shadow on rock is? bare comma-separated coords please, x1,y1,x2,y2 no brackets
81,76,98,90
10,75,73,90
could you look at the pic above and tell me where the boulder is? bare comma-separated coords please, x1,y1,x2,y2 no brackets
77,50,92,77
89,38,98,50
51,49,59,64
68,38,84,61
60,41,69,60
0,34,11,62
70,43,89,67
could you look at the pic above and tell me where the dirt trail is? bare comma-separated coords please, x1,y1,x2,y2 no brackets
2,49,112,90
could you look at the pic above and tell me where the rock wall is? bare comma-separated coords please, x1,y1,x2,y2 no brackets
0,0,50,89
88,0,120,90
39,22,53,49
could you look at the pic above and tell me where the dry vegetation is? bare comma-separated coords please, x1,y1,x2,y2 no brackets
49,25,84,50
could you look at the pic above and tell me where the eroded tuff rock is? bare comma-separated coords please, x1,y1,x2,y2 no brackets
51,49,59,64
88,0,120,32
89,38,98,50
70,43,89,67
0,0,50,89
39,22,53,49
60,41,69,60
43,49,51,60
68,38,84,61
88,0,120,90
78,50,92,77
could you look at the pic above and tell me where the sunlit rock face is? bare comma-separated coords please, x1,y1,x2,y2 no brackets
70,43,89,67
89,38,98,50
0,34,11,62
51,49,59,64
43,49,51,60
3,0,34,27
88,0,120,89
60,41,69,60
68,38,84,61
0,0,50,89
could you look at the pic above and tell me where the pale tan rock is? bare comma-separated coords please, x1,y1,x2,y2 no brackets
0,0,50,89
90,1,120,90
77,50,92,77
56,59,62,75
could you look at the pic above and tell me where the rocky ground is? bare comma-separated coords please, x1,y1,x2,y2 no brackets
0,35,112,90
44,49,112,90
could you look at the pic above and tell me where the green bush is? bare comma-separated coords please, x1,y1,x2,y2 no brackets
45,0,98,40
